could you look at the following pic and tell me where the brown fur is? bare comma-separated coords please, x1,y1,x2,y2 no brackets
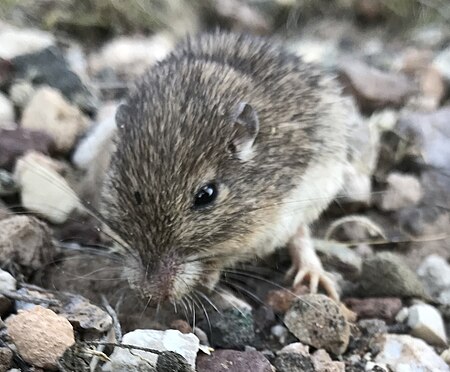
100,32,348,302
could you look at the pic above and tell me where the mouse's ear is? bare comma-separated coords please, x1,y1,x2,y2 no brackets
230,102,259,161
115,103,131,131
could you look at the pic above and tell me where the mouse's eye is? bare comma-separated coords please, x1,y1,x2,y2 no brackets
193,183,218,208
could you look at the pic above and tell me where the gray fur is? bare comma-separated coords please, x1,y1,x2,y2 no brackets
100,32,348,302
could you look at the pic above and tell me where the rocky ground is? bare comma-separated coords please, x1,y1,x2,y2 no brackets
0,0,450,371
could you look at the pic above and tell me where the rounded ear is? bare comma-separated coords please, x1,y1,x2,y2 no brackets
230,102,259,161
115,103,131,131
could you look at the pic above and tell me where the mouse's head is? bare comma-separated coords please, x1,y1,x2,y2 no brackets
100,62,274,305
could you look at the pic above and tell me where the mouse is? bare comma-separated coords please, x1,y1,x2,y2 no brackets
90,31,348,306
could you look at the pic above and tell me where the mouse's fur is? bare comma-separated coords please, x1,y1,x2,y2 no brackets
100,32,348,303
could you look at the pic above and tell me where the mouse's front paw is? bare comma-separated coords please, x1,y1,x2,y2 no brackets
288,264,340,302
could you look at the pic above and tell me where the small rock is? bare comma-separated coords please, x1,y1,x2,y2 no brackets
170,320,192,334
339,60,415,112
441,348,450,364
344,298,402,323
58,293,113,334
274,342,314,372
9,80,35,109
0,169,18,196
0,215,55,272
377,173,423,211
284,294,350,355
0,127,54,170
314,240,363,278
12,47,98,114
21,87,89,153
0,347,12,372
89,34,174,78
265,288,297,314
0,24,54,59
358,252,427,299
417,254,450,305
6,306,75,370
197,349,273,372
407,303,447,347
271,324,288,344
311,349,345,372
419,66,446,110
0,269,16,292
395,307,409,323
0,92,13,127
14,151,81,223
434,46,450,82
204,307,255,349
106,329,199,371
375,334,449,372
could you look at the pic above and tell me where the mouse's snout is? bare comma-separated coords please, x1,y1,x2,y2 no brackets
127,253,204,303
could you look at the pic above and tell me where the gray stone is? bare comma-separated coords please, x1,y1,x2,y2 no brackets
407,303,447,347
205,307,255,349
314,239,362,278
197,349,273,372
284,294,350,355
417,254,450,305
375,334,449,372
378,172,423,211
358,252,427,299
105,329,199,371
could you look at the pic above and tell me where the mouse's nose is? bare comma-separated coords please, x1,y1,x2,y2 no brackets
143,257,179,302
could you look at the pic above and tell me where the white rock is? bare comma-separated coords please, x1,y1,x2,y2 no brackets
21,87,90,153
365,361,388,371
395,307,409,323
0,269,16,292
441,348,450,364
375,334,449,372
0,22,54,59
271,325,288,344
0,92,14,127
379,172,423,211
418,254,450,305
407,303,447,346
13,152,81,224
89,34,174,77
72,102,118,170
434,47,450,82
9,81,36,110
104,329,199,371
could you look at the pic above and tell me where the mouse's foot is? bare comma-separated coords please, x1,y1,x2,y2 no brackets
287,225,340,302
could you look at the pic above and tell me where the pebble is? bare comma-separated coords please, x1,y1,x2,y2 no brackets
0,215,55,272
375,334,449,372
314,239,363,279
339,59,415,112
0,269,15,317
0,92,13,127
89,34,174,78
441,348,450,364
170,319,192,334
344,298,402,323
0,347,12,372
284,294,350,355
6,306,75,370
407,303,447,347
9,80,35,109
21,87,89,153
358,252,427,299
265,288,297,314
197,349,273,372
419,66,446,110
311,349,345,372
396,107,450,171
105,329,199,371
271,324,288,344
378,172,423,211
13,152,81,223
0,127,54,171
203,307,255,349
434,46,450,82
0,24,54,59
417,254,450,305
12,46,98,114
0,169,17,197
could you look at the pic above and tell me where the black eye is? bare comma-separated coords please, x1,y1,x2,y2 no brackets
194,183,218,208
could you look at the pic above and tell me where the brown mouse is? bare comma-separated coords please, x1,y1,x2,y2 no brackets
96,32,348,305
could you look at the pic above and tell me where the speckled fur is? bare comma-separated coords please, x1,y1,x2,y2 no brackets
100,32,348,302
